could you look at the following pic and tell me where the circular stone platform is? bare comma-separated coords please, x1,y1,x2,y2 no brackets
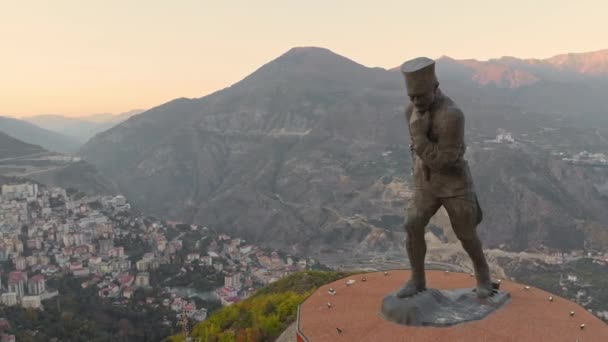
296,270,608,341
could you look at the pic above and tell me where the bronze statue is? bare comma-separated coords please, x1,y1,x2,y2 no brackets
397,57,493,299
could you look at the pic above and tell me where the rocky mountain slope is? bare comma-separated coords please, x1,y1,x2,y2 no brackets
0,130,46,159
0,130,117,195
26,160,119,196
80,47,608,255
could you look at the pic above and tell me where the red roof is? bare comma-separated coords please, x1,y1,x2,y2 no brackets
29,274,45,283
118,274,134,285
297,270,608,342
223,296,240,304
8,271,25,281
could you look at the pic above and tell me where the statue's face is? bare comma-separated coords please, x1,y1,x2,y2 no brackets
408,88,436,112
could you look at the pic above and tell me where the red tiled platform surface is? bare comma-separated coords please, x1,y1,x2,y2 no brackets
297,270,608,342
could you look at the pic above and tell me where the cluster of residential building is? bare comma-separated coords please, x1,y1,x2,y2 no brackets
0,272,50,309
201,233,313,307
0,183,63,309
556,150,608,166
0,181,316,335
538,249,608,266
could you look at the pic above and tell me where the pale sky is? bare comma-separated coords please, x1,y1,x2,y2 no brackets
1,0,606,117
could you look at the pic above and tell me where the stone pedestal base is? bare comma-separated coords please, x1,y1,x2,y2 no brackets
381,288,510,327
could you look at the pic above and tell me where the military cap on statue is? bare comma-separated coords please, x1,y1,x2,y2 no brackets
400,57,438,94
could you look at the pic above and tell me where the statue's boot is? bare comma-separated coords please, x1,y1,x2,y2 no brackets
476,280,494,299
460,237,493,298
474,262,493,299
396,277,426,298
397,233,427,298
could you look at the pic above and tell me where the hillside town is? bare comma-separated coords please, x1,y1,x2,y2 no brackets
0,181,317,340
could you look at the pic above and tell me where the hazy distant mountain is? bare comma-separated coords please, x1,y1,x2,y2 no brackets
0,116,80,154
78,109,145,123
0,131,46,159
23,109,144,143
22,115,102,143
80,47,608,255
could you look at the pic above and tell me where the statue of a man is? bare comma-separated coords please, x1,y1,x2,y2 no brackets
398,57,493,298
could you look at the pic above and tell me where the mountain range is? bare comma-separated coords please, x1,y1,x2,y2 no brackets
79,47,608,257
435,48,608,87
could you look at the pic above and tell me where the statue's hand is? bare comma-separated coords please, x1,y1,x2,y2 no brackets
409,110,430,141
